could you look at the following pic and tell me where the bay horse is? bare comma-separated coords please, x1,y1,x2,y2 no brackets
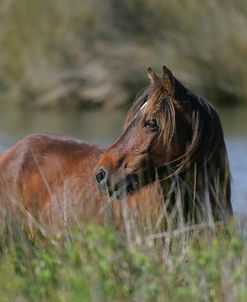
95,66,233,227
0,66,232,231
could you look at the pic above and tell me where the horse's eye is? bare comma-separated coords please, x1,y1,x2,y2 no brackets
144,119,158,131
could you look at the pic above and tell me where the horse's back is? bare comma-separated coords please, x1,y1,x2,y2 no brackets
0,133,104,221
0,132,102,178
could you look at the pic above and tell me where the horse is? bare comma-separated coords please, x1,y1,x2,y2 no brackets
94,66,233,226
0,66,232,232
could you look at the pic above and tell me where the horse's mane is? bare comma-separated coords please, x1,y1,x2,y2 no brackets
125,78,228,172
124,77,231,217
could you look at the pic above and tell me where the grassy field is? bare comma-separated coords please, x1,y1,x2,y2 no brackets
0,216,247,302
0,0,247,108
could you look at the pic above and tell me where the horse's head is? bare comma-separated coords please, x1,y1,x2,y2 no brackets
94,66,230,209
94,66,189,199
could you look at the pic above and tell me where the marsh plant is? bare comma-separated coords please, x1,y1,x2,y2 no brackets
1,0,247,108
0,178,246,302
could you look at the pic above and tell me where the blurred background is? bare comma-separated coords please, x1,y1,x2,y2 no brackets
0,0,246,214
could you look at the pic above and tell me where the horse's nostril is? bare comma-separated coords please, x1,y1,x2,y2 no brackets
95,168,107,184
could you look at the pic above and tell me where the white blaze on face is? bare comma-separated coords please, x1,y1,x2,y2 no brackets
140,101,148,111
134,100,148,120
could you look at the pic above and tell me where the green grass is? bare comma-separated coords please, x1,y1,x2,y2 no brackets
0,220,247,302
0,0,247,107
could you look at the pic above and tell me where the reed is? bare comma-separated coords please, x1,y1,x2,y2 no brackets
0,180,246,301
0,0,247,108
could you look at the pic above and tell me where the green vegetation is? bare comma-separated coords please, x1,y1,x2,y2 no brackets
0,220,247,301
0,0,247,108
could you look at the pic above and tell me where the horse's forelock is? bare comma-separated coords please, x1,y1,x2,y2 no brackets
124,81,169,125
123,86,149,129
144,85,176,149
124,81,177,151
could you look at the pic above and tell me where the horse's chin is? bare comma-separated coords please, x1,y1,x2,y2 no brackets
99,168,159,200
97,173,141,200
96,171,153,200
112,173,140,200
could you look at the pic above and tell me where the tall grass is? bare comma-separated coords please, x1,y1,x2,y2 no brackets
0,0,247,108
0,208,247,301
0,179,246,301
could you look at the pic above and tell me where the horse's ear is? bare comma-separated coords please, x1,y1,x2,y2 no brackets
162,66,175,96
147,66,160,84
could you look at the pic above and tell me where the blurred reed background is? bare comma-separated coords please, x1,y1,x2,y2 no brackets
0,0,247,109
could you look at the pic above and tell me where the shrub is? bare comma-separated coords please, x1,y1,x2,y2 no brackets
0,0,247,108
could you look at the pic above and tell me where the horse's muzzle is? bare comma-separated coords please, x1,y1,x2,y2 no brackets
95,166,140,200
113,174,140,199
